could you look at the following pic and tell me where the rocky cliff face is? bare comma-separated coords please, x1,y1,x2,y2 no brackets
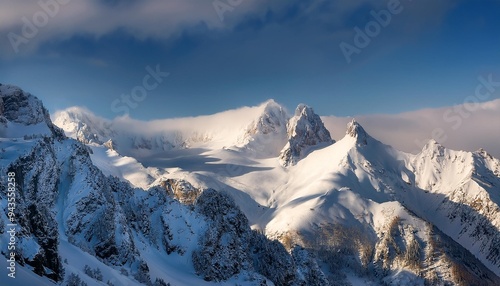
0,84,64,139
4,137,62,281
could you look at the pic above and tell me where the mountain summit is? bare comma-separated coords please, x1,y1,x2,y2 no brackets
236,99,289,156
0,84,64,139
346,118,368,145
279,104,333,166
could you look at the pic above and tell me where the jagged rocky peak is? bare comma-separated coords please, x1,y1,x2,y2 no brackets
346,118,367,145
1,84,50,125
476,147,495,160
279,103,334,166
0,84,64,138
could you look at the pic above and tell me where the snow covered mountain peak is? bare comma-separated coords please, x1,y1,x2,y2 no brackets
0,84,64,138
0,84,46,125
0,84,45,126
346,118,367,145
53,106,113,144
249,99,288,135
53,106,103,125
423,138,443,149
418,139,448,159
294,103,313,117
262,98,280,109
236,99,289,156
279,103,333,166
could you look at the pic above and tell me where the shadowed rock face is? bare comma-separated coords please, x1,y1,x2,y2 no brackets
0,84,65,138
0,85,47,125
279,104,333,166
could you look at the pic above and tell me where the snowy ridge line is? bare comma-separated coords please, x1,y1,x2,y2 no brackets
52,86,500,283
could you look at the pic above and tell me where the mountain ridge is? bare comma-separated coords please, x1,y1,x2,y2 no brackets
2,84,500,285
52,88,500,281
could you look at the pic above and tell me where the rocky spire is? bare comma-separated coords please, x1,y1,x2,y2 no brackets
346,119,367,145
279,104,334,166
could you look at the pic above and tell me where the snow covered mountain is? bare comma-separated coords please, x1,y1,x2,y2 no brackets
0,85,330,286
2,84,500,285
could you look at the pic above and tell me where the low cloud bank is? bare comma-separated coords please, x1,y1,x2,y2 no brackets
323,99,500,158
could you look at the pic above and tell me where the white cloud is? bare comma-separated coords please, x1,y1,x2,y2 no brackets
322,99,500,158
1,0,455,58
0,0,212,56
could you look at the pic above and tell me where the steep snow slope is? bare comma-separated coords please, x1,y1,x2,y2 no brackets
406,140,500,276
88,144,161,189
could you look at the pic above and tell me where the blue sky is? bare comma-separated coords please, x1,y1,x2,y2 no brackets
1,0,500,120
